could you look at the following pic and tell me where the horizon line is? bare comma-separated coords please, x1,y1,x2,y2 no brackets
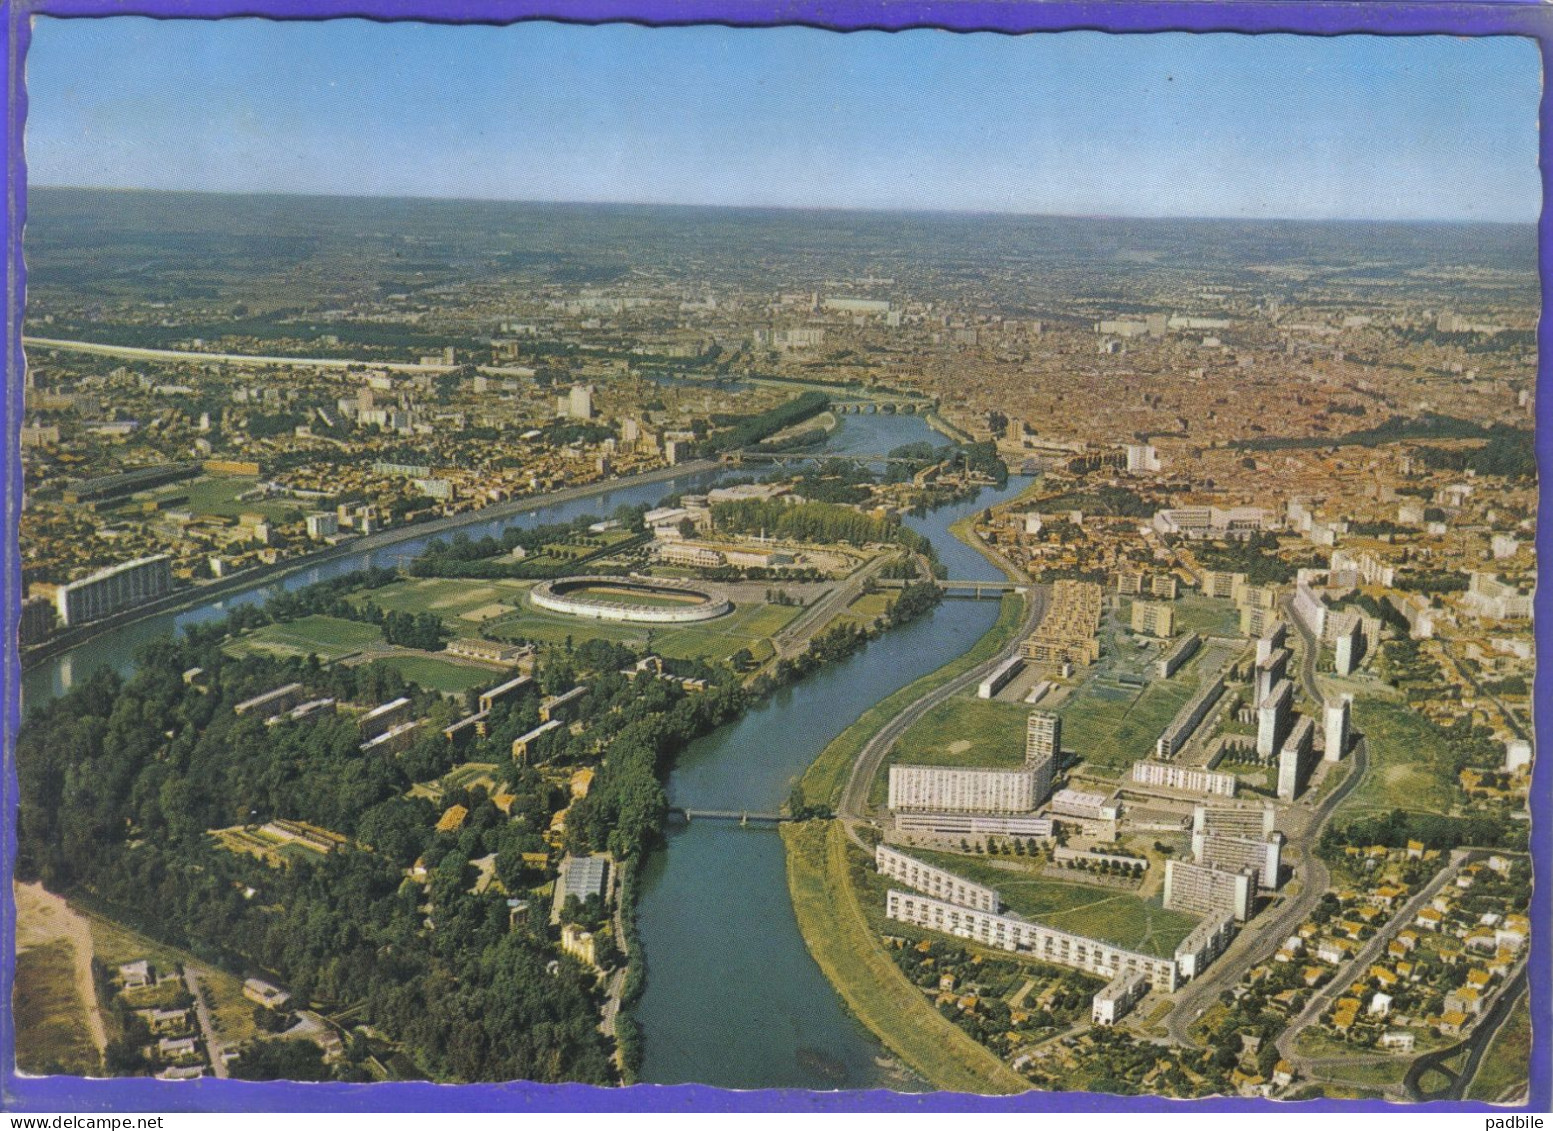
28,182,1541,227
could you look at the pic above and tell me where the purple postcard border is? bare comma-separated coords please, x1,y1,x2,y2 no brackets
1,0,1548,1114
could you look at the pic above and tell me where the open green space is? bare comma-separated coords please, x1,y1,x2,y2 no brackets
155,475,304,525
350,577,531,625
782,820,1029,1095
908,848,1198,959
800,593,1026,809
889,694,1033,769
13,940,101,1077
1338,696,1459,820
1312,1058,1410,1089
377,653,494,695
1466,991,1531,1101
226,614,381,661
1055,676,1197,776
1167,595,1244,639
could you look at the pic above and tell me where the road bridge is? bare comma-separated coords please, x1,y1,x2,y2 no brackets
876,578,1025,598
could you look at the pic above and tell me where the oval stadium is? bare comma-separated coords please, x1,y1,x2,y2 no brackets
529,576,733,624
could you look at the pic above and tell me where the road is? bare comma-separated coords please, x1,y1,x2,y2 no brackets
837,581,1048,843
1404,963,1528,1101
771,553,894,660
1163,599,1367,1047
183,966,229,1079
1274,850,1466,1068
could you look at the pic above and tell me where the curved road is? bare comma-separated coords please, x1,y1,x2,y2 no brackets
837,581,1048,843
1404,966,1528,1101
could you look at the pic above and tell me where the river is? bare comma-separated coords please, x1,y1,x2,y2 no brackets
634,412,1032,1090
25,411,1030,1092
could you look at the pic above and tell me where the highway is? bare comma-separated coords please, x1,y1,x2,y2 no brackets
771,553,894,660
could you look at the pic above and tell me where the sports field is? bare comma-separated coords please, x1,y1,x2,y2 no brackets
480,594,803,665
351,577,531,626
909,849,1199,958
153,475,304,525
226,614,381,661
376,653,495,694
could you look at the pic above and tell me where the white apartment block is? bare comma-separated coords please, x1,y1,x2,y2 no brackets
1163,859,1255,921
886,890,1181,991
892,812,1053,839
888,765,1037,814
1131,761,1237,797
874,845,1000,912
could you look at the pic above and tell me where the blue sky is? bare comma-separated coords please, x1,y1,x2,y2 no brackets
24,18,1544,222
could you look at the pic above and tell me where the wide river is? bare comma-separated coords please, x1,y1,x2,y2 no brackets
24,411,1031,1092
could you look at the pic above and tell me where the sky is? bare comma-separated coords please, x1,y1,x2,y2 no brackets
23,17,1545,222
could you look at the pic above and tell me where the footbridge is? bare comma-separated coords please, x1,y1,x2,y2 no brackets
666,807,792,826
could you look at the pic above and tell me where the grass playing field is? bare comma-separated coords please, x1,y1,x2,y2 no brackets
376,654,495,695
351,577,532,625
225,614,382,661
153,475,304,526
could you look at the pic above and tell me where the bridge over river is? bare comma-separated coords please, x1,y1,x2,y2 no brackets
665,807,793,826
876,577,1026,598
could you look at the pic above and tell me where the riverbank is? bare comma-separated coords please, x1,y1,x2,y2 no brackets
22,458,718,673
781,821,1028,1096
784,499,1039,1093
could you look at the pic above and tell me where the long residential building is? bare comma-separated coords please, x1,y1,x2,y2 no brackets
875,845,1001,912
888,765,1038,814
53,554,173,626
1156,632,1201,679
891,812,1053,839
1131,760,1237,797
1155,673,1225,758
885,889,1183,990
234,683,305,719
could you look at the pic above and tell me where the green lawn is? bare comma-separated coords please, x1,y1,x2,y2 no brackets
1168,595,1244,638
352,577,532,625
890,695,1033,769
1339,696,1459,819
227,614,381,661
152,474,305,525
907,849,1198,958
377,654,495,695
1055,677,1196,776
